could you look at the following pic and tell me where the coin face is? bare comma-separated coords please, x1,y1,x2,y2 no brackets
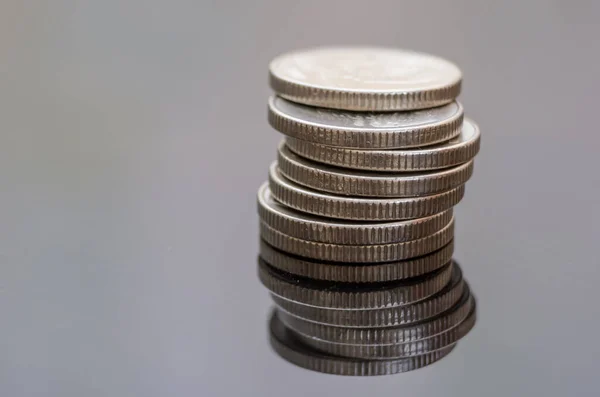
443,117,478,146
269,47,462,111
271,96,462,130
270,47,461,92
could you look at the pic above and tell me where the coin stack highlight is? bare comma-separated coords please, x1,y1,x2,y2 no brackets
257,47,480,376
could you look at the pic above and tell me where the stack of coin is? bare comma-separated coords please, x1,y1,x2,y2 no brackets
257,47,480,376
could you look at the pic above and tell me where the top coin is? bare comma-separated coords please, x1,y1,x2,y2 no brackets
269,47,462,111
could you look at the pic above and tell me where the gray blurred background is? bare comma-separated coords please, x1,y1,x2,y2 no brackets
1,1,599,396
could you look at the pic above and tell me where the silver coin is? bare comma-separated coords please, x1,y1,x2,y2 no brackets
259,239,454,282
289,304,476,359
278,284,473,345
270,263,464,326
258,258,454,309
268,163,465,221
285,118,480,171
278,143,474,197
258,183,453,245
269,47,462,111
268,96,463,149
269,310,457,375
259,217,454,263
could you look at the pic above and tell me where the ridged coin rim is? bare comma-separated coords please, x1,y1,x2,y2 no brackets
268,164,465,220
290,304,476,359
269,263,464,326
259,239,454,282
269,310,457,376
278,143,474,197
268,96,463,149
258,183,453,244
259,217,454,263
258,259,454,309
284,118,480,171
278,285,473,345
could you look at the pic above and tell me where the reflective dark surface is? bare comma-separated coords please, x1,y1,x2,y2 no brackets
1,1,599,396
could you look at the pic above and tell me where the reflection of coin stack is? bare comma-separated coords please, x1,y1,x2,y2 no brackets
257,47,480,376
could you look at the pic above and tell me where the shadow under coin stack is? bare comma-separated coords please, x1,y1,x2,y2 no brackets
257,47,480,376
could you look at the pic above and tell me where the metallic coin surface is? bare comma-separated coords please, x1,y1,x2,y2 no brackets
269,47,462,111
259,239,454,282
277,143,474,197
269,310,457,376
268,164,465,221
268,96,463,149
291,304,476,359
259,217,454,263
258,258,454,309
285,118,480,171
278,285,473,345
258,183,453,245
270,263,464,326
